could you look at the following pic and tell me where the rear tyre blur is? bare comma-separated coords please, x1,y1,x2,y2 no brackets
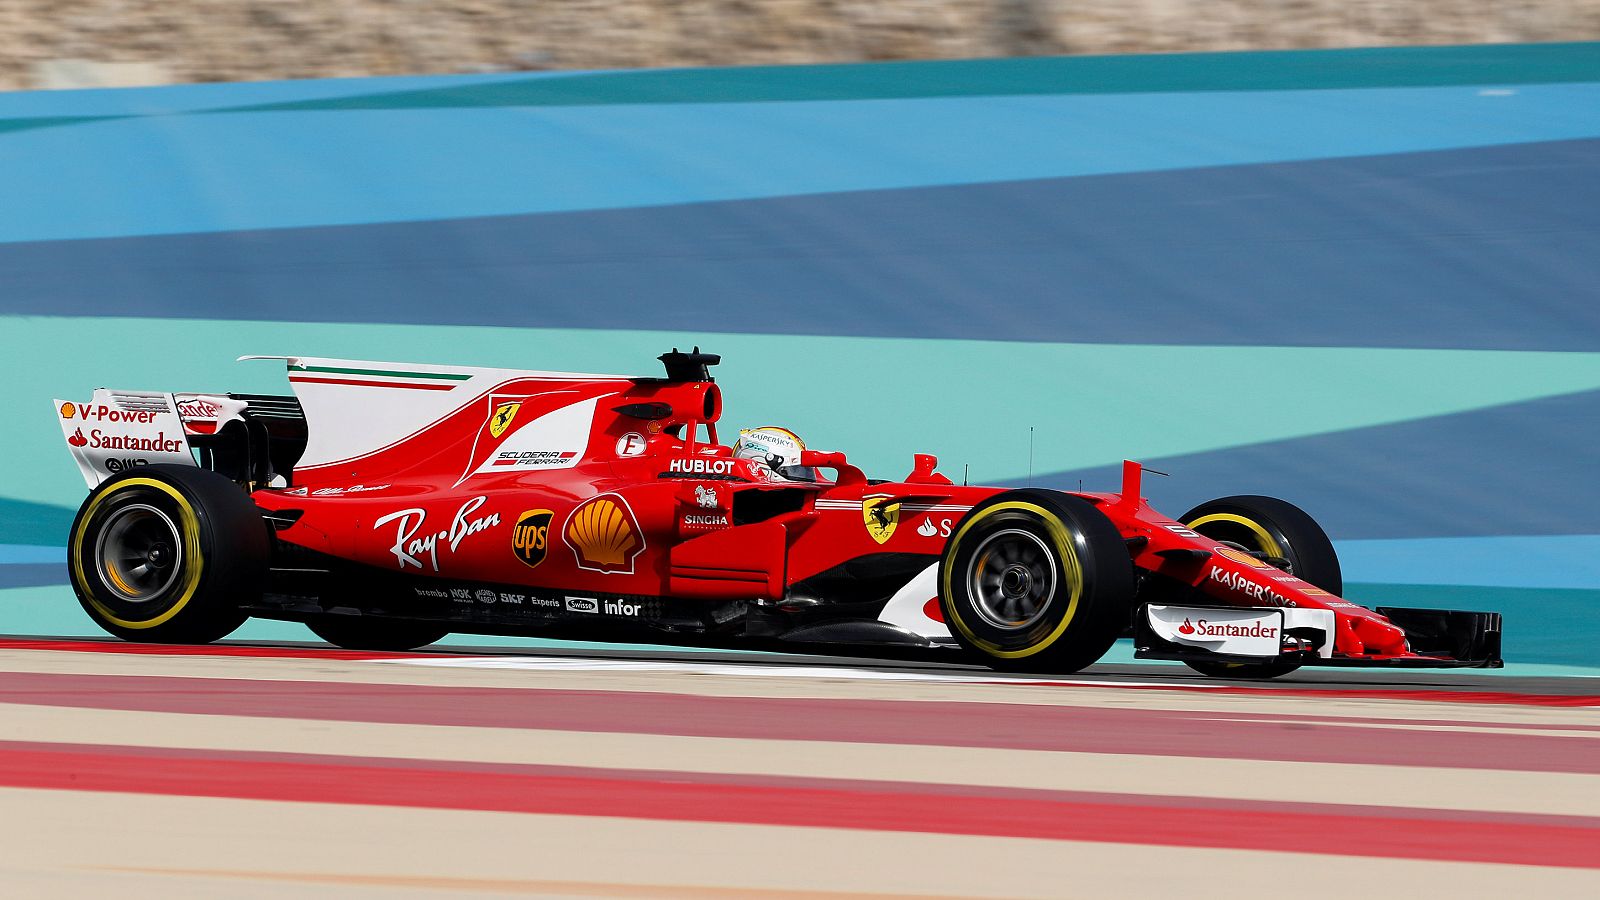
68,465,262,644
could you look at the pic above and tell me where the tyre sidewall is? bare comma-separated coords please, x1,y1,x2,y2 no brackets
1180,495,1342,595
69,465,263,642
940,491,1130,671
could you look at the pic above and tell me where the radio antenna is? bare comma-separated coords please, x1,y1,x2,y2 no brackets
963,463,969,486
1027,427,1035,486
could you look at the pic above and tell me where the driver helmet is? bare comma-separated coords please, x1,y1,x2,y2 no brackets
732,426,815,482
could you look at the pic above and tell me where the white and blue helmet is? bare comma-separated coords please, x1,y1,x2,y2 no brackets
732,426,815,482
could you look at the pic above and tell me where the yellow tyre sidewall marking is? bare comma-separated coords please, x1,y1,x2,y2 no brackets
71,478,205,630
1186,512,1284,558
942,501,1085,659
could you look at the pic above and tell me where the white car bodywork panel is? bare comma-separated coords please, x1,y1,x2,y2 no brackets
1145,604,1336,658
877,562,953,644
241,356,627,473
53,389,195,488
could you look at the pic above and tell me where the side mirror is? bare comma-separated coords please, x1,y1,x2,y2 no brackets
905,453,952,485
798,450,866,486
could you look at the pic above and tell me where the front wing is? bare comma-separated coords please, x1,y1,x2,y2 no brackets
1134,603,1503,668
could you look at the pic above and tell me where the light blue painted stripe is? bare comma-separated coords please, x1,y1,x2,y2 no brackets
0,545,63,564
2,84,1599,243
1338,535,1600,590
1463,663,1600,678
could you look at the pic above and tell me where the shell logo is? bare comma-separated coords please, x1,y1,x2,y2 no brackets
565,494,645,574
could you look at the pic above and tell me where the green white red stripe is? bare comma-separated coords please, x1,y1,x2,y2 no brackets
287,363,471,392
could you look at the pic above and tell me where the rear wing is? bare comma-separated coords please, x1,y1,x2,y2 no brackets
54,388,305,490
55,353,699,491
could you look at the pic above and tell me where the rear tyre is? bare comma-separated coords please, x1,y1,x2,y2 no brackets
68,465,264,644
307,617,449,652
940,490,1133,673
1177,494,1341,680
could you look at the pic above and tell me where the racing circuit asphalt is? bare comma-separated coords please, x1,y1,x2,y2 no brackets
1,635,1596,898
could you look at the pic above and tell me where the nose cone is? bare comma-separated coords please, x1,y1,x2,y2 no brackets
1355,616,1409,655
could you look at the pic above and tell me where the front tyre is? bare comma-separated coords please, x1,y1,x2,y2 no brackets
1180,495,1341,594
307,617,449,652
1177,494,1341,680
69,465,266,643
940,490,1133,673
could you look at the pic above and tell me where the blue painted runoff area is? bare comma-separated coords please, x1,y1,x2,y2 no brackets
1,84,1598,244
6,138,1600,351
1031,388,1600,540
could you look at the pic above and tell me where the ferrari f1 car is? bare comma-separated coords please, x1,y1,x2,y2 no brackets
53,349,1501,677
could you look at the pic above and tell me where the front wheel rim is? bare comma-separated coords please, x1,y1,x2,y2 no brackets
966,528,1058,630
94,503,183,602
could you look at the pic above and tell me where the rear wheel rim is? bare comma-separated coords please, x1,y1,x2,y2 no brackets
966,528,1057,630
94,503,183,602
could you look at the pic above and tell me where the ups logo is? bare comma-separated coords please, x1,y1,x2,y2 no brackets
512,509,554,569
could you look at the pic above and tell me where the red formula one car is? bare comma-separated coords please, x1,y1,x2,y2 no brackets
53,349,1501,677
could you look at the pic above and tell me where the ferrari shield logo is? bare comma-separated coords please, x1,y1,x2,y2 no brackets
488,401,521,439
863,495,900,544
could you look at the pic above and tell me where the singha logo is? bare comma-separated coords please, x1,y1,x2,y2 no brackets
694,485,718,509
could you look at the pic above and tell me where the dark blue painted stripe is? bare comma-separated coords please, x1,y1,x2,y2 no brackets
3,138,1598,350
0,564,66,590
1020,389,1600,540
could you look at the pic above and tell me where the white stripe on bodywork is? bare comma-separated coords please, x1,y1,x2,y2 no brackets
815,500,970,513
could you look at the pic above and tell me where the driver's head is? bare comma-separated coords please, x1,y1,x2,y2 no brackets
732,426,815,482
